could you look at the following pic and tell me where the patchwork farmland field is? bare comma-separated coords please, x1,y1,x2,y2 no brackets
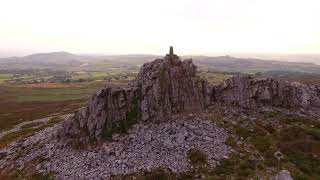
0,82,110,132
0,74,13,82
0,73,131,150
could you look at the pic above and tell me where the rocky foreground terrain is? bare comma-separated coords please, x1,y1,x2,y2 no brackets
0,113,230,179
1,48,320,179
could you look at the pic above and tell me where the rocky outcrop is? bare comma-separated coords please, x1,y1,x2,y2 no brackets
0,114,231,179
58,48,320,143
210,75,320,110
58,48,209,142
137,54,208,122
60,86,140,143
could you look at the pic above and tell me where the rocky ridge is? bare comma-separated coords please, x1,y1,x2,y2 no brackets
59,47,320,143
210,75,320,111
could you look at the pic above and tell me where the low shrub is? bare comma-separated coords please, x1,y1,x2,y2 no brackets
251,135,273,153
187,148,208,166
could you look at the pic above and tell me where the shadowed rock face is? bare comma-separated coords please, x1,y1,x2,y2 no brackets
58,50,320,143
59,86,140,143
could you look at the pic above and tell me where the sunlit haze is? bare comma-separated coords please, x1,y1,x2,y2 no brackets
1,0,319,56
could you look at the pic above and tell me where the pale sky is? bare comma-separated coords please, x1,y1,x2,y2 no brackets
0,0,319,55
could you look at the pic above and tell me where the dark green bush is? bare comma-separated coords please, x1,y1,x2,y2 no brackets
187,148,208,166
235,127,252,138
251,135,273,153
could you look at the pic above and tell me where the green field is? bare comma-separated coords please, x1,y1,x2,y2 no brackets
0,67,137,135
70,71,112,81
0,81,111,132
0,79,130,150
7,85,98,102
0,74,13,82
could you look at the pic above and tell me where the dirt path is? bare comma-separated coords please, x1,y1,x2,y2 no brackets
0,114,71,138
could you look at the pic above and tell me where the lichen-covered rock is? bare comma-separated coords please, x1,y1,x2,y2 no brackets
210,75,320,110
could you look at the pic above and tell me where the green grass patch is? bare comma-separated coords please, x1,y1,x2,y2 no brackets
210,154,255,178
0,100,83,132
48,116,63,124
187,148,208,166
285,150,320,177
20,122,43,129
0,74,13,81
225,136,237,146
0,82,104,102
263,111,281,118
29,172,54,180
279,126,307,141
251,135,273,153
0,116,63,149
1,169,55,180
235,127,252,138
0,81,102,131
0,128,37,148
304,127,320,140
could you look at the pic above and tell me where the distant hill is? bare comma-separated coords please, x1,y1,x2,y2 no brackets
21,51,86,62
1,52,320,74
188,55,320,74
0,52,87,70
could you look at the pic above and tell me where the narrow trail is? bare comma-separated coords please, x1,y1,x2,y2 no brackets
0,114,71,139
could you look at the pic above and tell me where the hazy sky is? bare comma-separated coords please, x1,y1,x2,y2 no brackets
0,0,319,55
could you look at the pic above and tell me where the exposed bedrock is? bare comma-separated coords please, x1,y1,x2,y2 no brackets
59,50,209,142
137,54,209,122
58,48,320,143
210,75,320,110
